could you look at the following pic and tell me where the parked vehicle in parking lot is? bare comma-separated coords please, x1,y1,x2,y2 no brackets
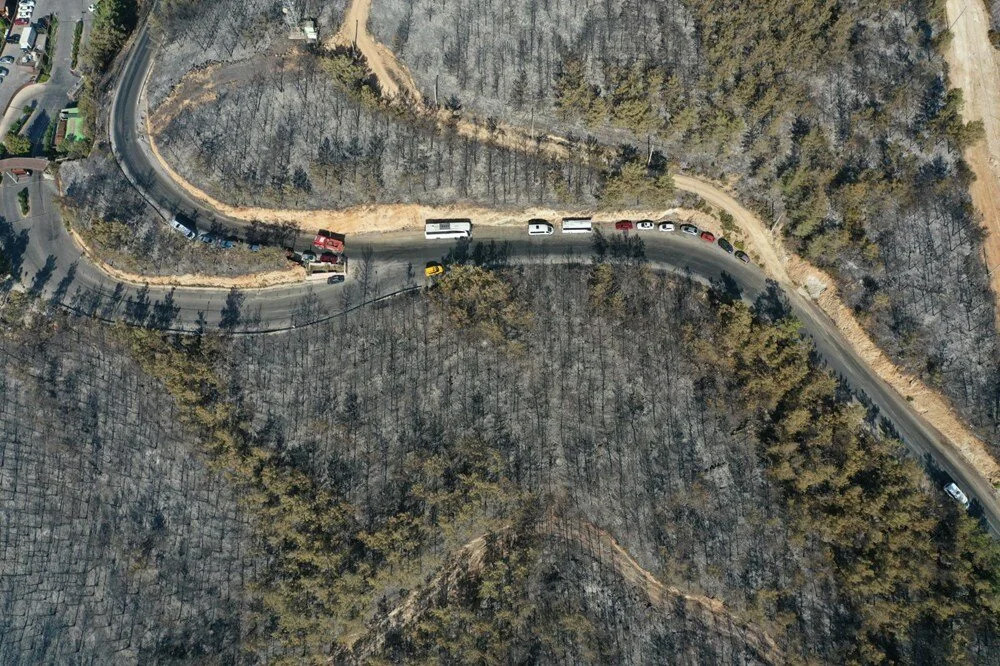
527,219,554,235
680,224,699,235
319,252,345,264
0,67,10,77
735,250,750,264
425,262,445,277
636,220,654,231
699,231,716,243
658,221,675,232
717,238,734,254
615,220,634,231
0,56,14,65
944,482,970,508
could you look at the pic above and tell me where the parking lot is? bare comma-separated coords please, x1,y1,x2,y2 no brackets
0,0,94,144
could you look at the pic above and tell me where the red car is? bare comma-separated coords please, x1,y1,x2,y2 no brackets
14,18,28,26
700,231,716,243
615,220,634,231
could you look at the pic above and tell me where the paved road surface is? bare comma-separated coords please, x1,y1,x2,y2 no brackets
0,13,996,535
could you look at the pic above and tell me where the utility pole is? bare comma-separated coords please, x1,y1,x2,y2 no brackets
354,19,359,49
434,75,439,107
646,135,652,166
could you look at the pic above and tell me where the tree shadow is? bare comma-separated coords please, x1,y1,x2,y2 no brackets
49,261,78,306
709,271,743,305
100,282,127,320
150,288,181,330
125,285,151,325
29,255,57,294
219,287,244,331
753,279,791,322
0,225,29,280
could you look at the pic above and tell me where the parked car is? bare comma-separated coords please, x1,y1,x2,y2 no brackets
528,219,554,235
0,56,15,65
217,237,237,249
169,215,197,240
944,482,970,508
735,250,750,264
319,252,346,264
197,232,217,244
327,274,345,284
636,220,655,231
425,262,445,277
699,231,716,243
680,224,699,235
717,238,734,254
299,251,317,264
248,243,261,253
0,67,10,77
13,18,28,27
658,221,675,232
615,220,634,231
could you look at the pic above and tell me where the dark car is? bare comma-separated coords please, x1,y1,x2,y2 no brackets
217,237,237,249
735,250,750,264
615,220,634,231
699,231,716,243
680,224,699,236
327,274,346,284
197,232,217,244
319,252,344,264
717,238,734,254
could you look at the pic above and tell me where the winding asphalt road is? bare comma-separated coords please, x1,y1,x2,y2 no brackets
1,16,997,535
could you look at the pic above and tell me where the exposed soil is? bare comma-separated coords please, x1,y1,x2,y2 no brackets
945,0,1000,325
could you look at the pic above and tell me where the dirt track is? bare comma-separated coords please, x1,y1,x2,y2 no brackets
945,0,1000,324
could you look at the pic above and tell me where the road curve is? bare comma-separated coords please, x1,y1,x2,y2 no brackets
1,13,996,535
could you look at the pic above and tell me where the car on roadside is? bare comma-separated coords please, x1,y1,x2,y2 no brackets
944,482,970,508
527,219,554,235
299,251,317,264
735,250,750,264
658,221,675,232
0,67,9,77
248,243,261,253
0,56,14,65
217,237,237,250
615,220,634,231
699,230,716,243
197,231,217,244
636,219,655,231
169,215,197,240
680,224,699,236
327,274,345,284
717,238,734,254
425,262,445,277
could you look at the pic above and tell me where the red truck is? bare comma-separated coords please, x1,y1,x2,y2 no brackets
312,229,345,253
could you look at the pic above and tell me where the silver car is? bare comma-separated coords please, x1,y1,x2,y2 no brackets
944,482,970,508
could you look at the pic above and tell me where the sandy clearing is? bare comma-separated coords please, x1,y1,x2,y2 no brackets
69,228,306,289
945,0,1000,325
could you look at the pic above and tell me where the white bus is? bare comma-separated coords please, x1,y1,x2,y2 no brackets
561,217,593,234
425,219,472,240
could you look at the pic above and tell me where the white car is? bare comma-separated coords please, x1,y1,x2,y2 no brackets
527,219,553,236
658,221,675,232
88,2,99,12
169,215,197,239
944,482,970,508
636,220,655,231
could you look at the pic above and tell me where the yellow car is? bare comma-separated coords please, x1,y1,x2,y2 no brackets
425,263,445,277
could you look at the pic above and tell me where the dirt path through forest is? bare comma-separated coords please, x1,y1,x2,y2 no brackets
329,0,420,100
945,0,1000,325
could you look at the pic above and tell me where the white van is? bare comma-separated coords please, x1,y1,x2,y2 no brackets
170,214,197,239
527,219,553,235
561,217,592,234
944,482,970,508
